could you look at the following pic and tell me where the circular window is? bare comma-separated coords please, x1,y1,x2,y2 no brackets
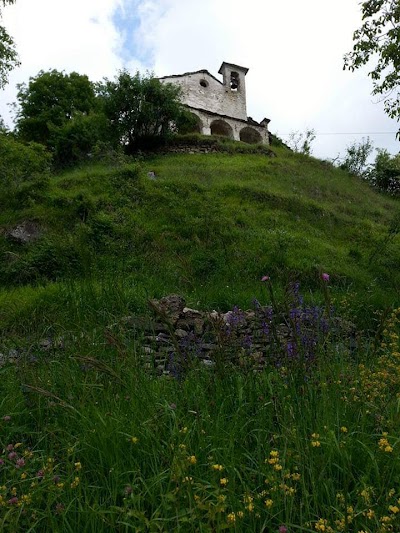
199,79,209,88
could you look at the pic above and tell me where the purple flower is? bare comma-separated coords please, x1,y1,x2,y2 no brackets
36,469,45,478
279,526,288,533
321,272,330,282
16,458,25,468
261,275,270,282
8,497,18,505
8,452,17,461
6,444,14,451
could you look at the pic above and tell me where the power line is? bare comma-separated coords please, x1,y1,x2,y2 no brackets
279,132,398,136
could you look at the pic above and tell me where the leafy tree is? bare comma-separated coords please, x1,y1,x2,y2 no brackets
344,1,400,133
98,70,183,152
287,128,316,155
0,0,19,88
368,148,400,194
339,137,374,177
16,70,98,148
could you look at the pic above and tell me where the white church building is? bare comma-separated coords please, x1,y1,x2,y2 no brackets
159,61,270,145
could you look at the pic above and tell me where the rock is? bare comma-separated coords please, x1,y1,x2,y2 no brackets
147,171,157,180
175,329,188,338
7,221,42,244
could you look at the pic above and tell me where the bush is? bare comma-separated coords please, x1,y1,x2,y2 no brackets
368,149,400,195
0,134,51,207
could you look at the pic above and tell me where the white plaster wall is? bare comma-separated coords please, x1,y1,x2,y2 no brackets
161,71,247,121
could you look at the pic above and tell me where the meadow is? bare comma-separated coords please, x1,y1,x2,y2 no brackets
1,145,400,531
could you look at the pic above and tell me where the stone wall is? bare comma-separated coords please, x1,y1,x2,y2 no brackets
160,70,247,121
120,295,355,377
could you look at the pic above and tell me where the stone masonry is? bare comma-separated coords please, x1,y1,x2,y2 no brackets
159,61,270,145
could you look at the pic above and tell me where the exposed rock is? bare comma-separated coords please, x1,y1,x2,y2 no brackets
7,221,42,244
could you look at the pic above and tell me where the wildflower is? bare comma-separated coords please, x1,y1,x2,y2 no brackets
261,275,270,282
291,473,301,481
220,477,228,486
6,444,14,451
227,512,236,524
237,511,244,518
389,505,399,514
20,473,27,479
21,494,32,505
180,427,188,434
379,436,393,453
212,464,224,471
3,416,11,421
130,437,138,444
8,497,18,505
16,458,25,468
340,426,348,433
218,494,227,503
8,452,17,460
74,462,82,471
311,440,321,447
274,463,283,471
279,527,288,533
365,509,375,519
265,499,273,508
321,273,330,282
70,476,80,489
36,470,45,479
188,455,197,465
55,503,65,514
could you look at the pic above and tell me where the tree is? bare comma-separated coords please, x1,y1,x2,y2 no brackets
339,137,374,177
0,0,19,88
287,128,316,155
344,1,400,133
16,70,98,148
98,70,183,152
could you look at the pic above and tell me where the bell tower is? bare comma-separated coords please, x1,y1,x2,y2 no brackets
218,62,249,120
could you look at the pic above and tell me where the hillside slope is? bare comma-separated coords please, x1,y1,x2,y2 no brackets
1,146,399,333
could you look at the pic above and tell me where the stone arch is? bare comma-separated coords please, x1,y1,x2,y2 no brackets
177,111,202,134
240,127,262,144
210,119,234,139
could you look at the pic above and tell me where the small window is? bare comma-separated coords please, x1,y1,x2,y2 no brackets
199,79,209,88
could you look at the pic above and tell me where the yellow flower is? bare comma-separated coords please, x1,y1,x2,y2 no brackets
74,462,82,471
237,511,244,518
70,476,80,489
211,464,224,471
270,450,279,457
311,440,321,447
389,505,399,514
365,509,375,519
180,427,188,434
188,455,197,465
227,512,236,524
20,473,27,480
220,478,228,486
21,494,32,505
273,463,283,471
14,443,22,449
265,498,273,508
131,437,138,444
340,426,348,433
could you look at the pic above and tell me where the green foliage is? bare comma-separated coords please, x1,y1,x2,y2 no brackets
16,70,99,149
0,134,51,207
52,112,110,168
339,137,374,177
98,70,183,153
0,0,19,89
344,0,400,132
287,128,316,155
368,149,400,194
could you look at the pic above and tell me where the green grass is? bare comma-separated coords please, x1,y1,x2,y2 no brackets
0,148,399,334
1,145,400,530
1,301,400,531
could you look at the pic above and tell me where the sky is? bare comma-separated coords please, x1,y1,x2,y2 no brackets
1,0,399,162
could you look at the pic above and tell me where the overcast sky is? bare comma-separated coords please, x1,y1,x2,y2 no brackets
1,0,399,161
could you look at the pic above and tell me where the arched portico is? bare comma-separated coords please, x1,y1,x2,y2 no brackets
240,126,262,144
210,119,234,139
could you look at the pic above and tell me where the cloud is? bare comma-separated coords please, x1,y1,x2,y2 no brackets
1,0,398,159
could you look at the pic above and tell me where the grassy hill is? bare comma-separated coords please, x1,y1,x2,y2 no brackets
1,141,400,532
1,143,399,335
